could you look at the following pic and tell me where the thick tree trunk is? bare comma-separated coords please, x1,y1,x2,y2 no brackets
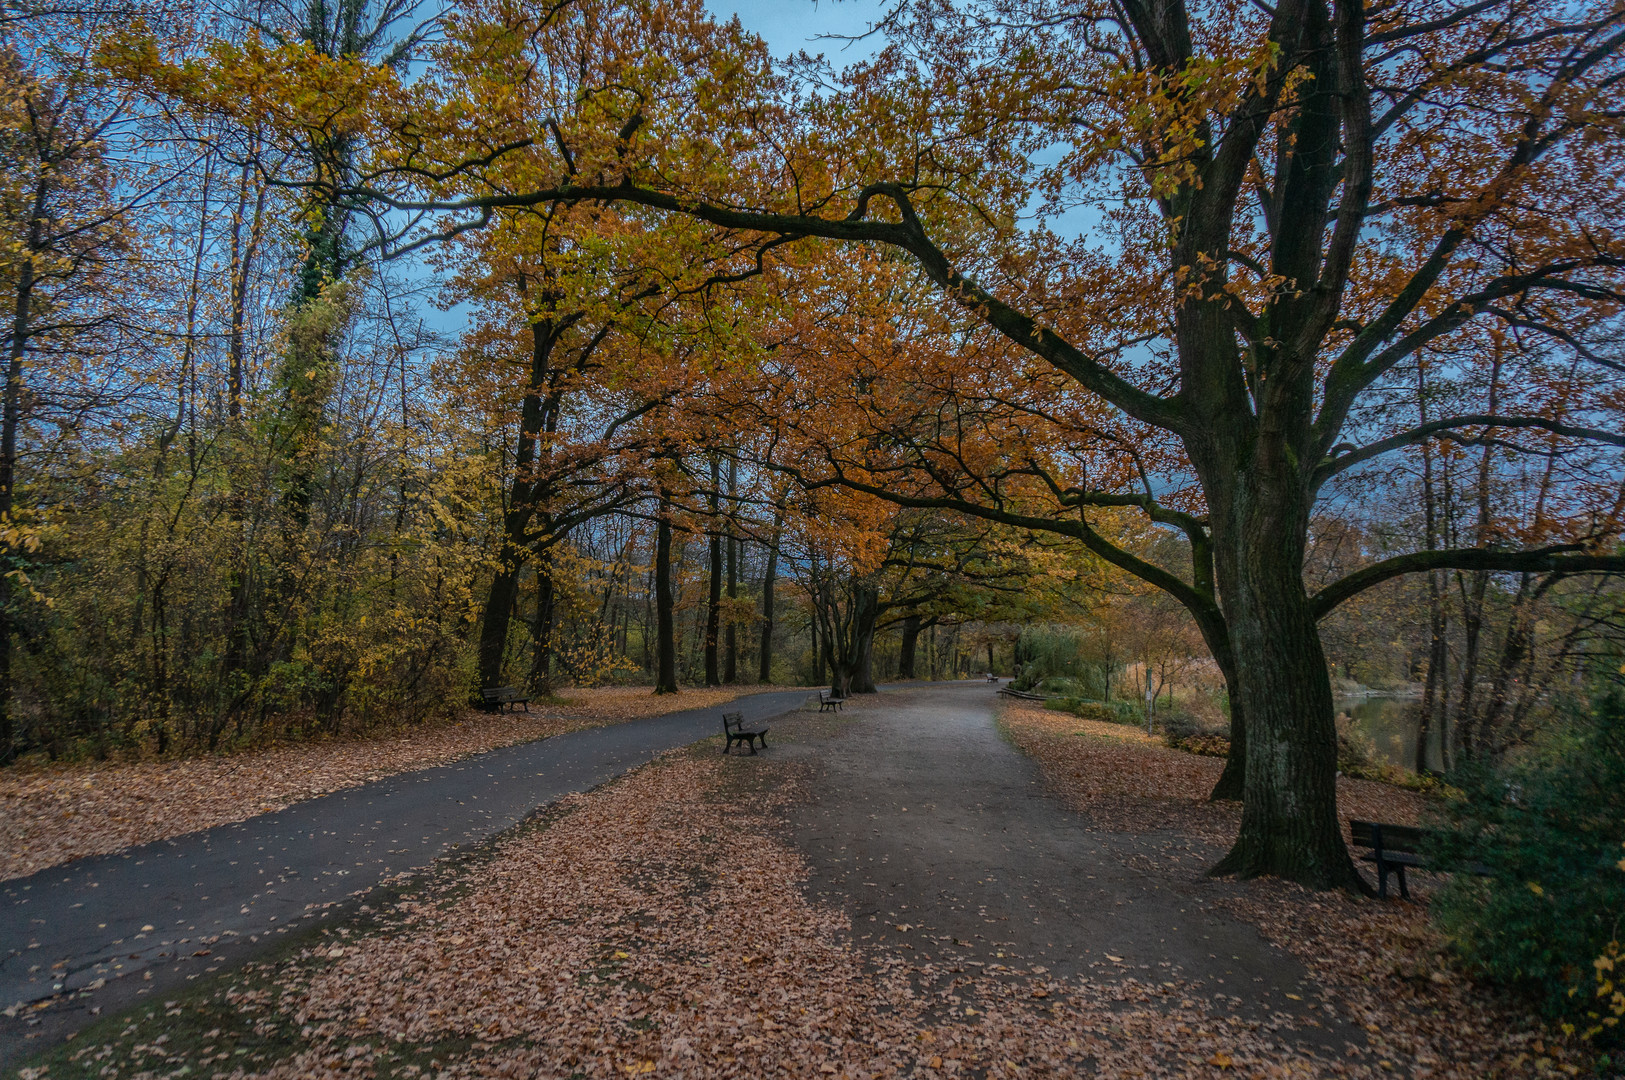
828,582,879,696
898,613,922,679
1206,645,1247,801
812,612,825,687
473,319,560,694
1209,479,1361,890
654,497,678,694
758,515,779,683
477,560,522,691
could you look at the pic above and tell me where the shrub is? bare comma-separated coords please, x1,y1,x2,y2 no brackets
1044,696,1140,726
1161,710,1232,756
1428,690,1625,1040
1012,626,1118,698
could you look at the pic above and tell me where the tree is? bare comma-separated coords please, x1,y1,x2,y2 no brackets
378,0,1625,889
0,27,141,761
158,0,1625,888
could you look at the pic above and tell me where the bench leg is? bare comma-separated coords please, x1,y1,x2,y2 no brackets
1397,865,1410,901
1376,858,1389,899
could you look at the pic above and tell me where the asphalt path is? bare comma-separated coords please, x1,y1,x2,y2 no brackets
1,689,810,1062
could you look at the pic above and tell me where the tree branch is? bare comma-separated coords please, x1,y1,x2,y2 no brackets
1310,547,1625,619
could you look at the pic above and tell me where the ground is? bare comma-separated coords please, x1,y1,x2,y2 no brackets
8,684,1604,1078
0,687,782,882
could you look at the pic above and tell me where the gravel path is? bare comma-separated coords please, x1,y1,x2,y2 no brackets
783,683,1359,1056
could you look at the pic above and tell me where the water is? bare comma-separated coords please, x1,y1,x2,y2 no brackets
1336,694,1444,773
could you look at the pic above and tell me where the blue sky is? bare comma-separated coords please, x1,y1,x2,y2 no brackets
707,0,890,60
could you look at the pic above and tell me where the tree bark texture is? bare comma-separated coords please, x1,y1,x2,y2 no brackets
528,556,556,695
704,457,722,687
654,495,678,694
898,613,922,679
724,457,738,683
758,512,780,683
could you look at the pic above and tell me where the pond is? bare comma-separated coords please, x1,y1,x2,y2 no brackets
1335,693,1445,773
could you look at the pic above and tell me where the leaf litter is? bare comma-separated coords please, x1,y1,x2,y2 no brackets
32,702,1601,1078
0,686,792,881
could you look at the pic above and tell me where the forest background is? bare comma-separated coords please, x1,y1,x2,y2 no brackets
2,0,1623,898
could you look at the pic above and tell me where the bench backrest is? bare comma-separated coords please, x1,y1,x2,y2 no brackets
1349,819,1431,853
818,689,831,701
481,687,516,701
721,711,744,733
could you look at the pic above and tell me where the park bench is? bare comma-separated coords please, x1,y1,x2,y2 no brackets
721,711,767,755
818,689,847,713
1349,819,1497,900
481,686,530,713
1350,820,1430,899
985,672,999,683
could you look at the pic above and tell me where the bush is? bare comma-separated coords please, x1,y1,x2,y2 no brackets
1429,690,1625,1041
1044,696,1140,726
1161,710,1232,756
1012,626,1118,697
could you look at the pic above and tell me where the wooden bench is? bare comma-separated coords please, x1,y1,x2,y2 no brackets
480,686,530,713
985,672,999,683
1349,819,1495,900
1350,820,1429,899
818,689,847,713
721,711,767,755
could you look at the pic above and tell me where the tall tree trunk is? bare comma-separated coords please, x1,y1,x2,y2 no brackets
0,251,31,764
898,613,923,679
850,585,879,694
1209,468,1360,890
724,457,738,683
475,321,557,691
758,511,780,683
1206,644,1248,801
528,553,556,696
654,494,678,694
1416,365,1446,773
827,581,880,696
811,606,825,687
704,457,722,687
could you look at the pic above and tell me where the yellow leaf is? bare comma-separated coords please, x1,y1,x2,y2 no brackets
1207,1050,1234,1068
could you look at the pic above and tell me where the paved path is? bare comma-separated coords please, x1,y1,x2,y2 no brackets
1,690,809,1063
785,683,1355,1054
